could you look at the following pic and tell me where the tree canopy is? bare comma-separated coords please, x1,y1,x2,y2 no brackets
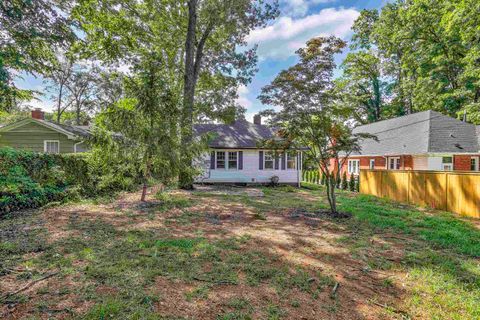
259,37,370,214
345,0,480,123
0,0,76,111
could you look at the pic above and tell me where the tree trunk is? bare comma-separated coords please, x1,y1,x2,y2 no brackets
76,102,81,125
373,78,381,121
56,84,63,123
328,175,337,214
323,171,337,215
141,182,148,202
179,0,198,190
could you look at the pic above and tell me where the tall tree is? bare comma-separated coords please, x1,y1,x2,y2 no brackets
445,0,480,123
44,57,75,123
0,0,75,111
94,55,182,201
73,0,189,195
178,0,279,188
67,67,98,125
350,1,480,122
259,37,370,215
74,0,279,187
337,50,387,123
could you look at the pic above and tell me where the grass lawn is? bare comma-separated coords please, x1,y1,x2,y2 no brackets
1,183,479,319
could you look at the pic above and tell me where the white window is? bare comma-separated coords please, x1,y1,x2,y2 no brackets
216,151,225,169
287,152,296,169
264,152,274,170
228,152,238,170
369,159,375,169
348,159,360,175
44,140,59,154
442,156,453,171
388,157,400,170
215,151,239,170
471,157,479,171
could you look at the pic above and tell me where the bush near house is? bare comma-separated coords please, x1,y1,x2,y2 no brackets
349,173,355,191
0,148,68,213
0,148,142,214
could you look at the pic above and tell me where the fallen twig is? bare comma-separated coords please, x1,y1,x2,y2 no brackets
0,271,59,301
330,282,340,299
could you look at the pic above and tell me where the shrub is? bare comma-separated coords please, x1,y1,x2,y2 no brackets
341,171,348,190
349,173,355,191
0,148,67,213
321,172,326,185
0,147,144,214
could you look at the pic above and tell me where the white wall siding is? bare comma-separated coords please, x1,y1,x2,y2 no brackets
427,156,443,170
412,155,449,170
196,150,301,184
412,156,429,170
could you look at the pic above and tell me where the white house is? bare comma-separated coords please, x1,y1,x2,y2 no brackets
194,115,303,186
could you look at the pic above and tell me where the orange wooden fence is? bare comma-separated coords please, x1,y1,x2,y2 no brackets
360,170,480,218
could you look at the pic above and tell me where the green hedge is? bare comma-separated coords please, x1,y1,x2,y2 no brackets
0,148,67,213
0,148,142,214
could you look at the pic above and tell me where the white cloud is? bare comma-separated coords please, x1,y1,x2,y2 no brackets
281,0,337,17
236,85,252,109
246,7,359,60
21,98,53,112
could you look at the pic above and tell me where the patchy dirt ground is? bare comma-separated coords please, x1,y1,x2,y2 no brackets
1,184,479,319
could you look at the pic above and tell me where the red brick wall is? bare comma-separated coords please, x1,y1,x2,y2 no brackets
335,155,412,175
454,155,472,171
335,156,386,176
334,154,479,173
403,155,413,170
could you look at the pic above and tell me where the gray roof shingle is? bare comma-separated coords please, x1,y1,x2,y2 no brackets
41,120,92,138
194,119,279,149
352,110,480,155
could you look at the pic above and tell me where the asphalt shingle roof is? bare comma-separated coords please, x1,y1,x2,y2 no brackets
352,110,480,155
194,119,279,149
41,120,92,138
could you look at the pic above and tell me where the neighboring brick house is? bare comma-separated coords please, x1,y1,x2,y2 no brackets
335,110,480,176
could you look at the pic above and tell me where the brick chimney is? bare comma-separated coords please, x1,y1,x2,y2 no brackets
31,108,45,120
253,114,261,125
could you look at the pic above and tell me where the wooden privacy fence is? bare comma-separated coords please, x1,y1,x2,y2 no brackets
360,170,480,218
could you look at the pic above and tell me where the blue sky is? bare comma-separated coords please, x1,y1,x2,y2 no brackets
16,0,387,120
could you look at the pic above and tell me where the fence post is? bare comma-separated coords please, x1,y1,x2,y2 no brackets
445,171,449,212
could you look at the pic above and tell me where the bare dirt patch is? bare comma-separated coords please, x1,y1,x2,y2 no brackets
0,186,411,319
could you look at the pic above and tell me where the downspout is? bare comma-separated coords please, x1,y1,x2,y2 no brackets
74,140,84,153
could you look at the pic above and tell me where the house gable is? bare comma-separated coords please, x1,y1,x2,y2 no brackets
0,119,79,153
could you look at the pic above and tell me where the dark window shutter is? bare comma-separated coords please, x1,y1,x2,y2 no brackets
210,151,215,169
275,153,279,170
259,151,264,170
281,152,286,170
238,151,243,170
